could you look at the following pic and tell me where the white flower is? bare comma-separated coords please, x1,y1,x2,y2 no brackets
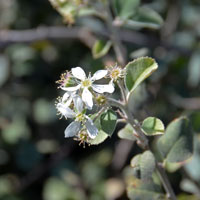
61,67,115,109
56,91,77,119
63,95,98,139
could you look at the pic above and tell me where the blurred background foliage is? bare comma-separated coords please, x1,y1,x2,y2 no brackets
0,0,200,199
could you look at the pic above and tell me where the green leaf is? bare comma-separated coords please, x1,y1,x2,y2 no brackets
164,161,182,173
130,154,141,179
88,113,109,145
180,179,200,195
140,151,156,180
130,151,156,180
124,6,163,29
184,135,200,181
113,0,140,19
142,117,165,136
89,130,109,145
125,57,158,96
100,109,117,136
126,176,166,200
157,117,193,163
92,40,112,59
118,124,137,141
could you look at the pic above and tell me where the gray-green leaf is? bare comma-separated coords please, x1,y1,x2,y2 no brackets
157,117,193,163
88,113,109,145
125,57,158,96
124,6,163,29
100,109,117,136
112,0,140,19
89,130,109,145
118,124,137,141
127,177,165,200
92,40,112,59
130,151,156,180
142,117,165,136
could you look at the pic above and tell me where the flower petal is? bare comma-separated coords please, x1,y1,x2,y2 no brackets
82,88,93,109
56,102,67,115
65,107,76,118
85,118,98,139
64,121,81,137
56,103,75,118
92,82,115,94
62,92,70,102
72,67,86,81
61,84,81,92
73,95,83,113
91,70,108,81
62,93,73,107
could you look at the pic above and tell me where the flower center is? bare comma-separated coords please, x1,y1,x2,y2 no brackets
82,79,92,87
76,113,85,122
111,69,120,79
74,130,90,148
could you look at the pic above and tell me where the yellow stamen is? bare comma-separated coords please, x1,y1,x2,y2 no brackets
76,113,85,122
82,79,92,87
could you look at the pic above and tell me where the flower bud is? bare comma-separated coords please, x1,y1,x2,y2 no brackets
95,95,107,106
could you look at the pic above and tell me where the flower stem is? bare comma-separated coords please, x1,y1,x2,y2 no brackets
93,106,108,122
117,79,127,104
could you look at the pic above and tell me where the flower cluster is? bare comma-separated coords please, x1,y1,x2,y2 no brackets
56,66,115,144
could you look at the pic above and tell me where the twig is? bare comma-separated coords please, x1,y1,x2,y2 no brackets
0,26,192,56
0,26,96,48
156,163,177,200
